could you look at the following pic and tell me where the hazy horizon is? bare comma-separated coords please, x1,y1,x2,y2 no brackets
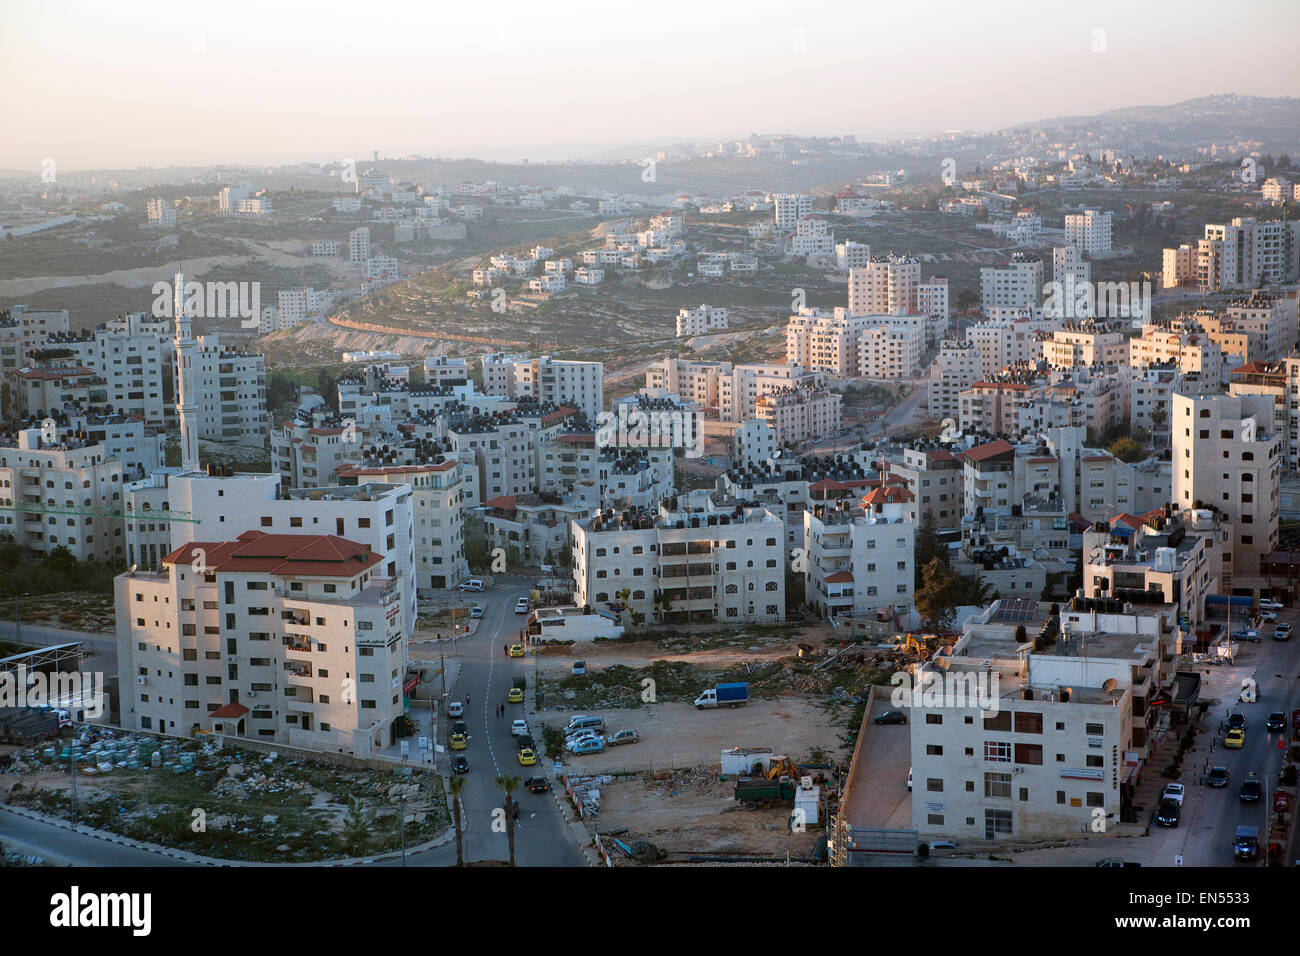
3,0,1299,171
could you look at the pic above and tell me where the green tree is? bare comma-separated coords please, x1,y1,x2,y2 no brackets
915,558,961,631
914,512,944,587
495,774,520,866
1108,436,1144,463
447,776,466,866
342,796,372,854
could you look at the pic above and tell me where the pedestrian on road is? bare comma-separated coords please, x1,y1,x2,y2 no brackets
466,692,471,706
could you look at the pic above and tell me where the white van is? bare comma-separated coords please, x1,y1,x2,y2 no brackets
458,579,484,592
565,715,605,735
447,701,464,718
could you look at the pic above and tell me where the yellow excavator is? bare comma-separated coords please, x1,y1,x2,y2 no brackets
766,755,801,780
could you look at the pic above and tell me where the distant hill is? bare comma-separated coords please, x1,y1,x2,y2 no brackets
1014,94,1299,151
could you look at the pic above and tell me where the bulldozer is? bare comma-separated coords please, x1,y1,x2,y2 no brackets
766,755,801,780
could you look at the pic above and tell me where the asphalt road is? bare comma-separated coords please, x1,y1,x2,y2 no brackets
411,576,586,867
1143,611,1300,867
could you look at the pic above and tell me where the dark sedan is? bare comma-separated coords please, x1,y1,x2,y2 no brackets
1207,766,1230,788
1239,778,1262,802
526,776,550,794
453,755,470,774
875,710,908,725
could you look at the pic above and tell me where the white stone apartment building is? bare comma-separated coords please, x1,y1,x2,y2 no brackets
848,255,920,316
571,502,787,625
835,240,871,271
1082,509,1221,631
337,456,469,591
980,255,1043,318
190,337,267,444
965,312,1057,377
1128,321,1226,388
676,305,729,337
0,425,125,562
719,364,820,423
479,353,604,421
645,356,731,413
1041,322,1128,369
146,198,176,227
1064,208,1112,255
271,411,363,489
773,193,812,229
802,485,914,619
755,385,842,448
928,340,982,419
348,227,370,264
857,323,924,379
115,530,408,754
1172,391,1282,589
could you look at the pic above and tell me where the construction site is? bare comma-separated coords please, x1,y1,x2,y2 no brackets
527,621,961,863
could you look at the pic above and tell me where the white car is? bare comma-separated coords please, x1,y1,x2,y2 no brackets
1259,599,1284,611
1260,610,1279,622
511,720,529,737
566,731,602,751
514,598,529,614
447,701,464,718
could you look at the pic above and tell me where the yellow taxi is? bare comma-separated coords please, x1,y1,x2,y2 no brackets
1224,728,1246,749
517,747,537,766
450,732,467,751
507,687,524,704
509,643,525,658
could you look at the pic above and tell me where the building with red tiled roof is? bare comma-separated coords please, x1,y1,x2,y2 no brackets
119,528,408,755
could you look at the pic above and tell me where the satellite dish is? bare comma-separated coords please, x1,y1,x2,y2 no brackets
1101,678,1118,693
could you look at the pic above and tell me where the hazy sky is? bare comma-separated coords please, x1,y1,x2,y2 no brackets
3,0,1297,170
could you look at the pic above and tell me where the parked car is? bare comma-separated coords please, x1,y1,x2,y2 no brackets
453,755,470,774
514,598,529,614
526,776,550,793
925,840,958,851
1274,623,1292,641
1155,798,1181,827
1161,783,1185,805
507,687,524,704
1227,713,1248,731
1239,777,1262,802
564,715,605,734
1207,766,1231,788
1266,712,1287,732
1232,628,1261,642
1095,858,1141,867
470,605,484,619
457,580,484,592
1260,610,1278,622
450,733,467,751
606,729,639,746
517,747,537,766
511,720,529,737
451,720,468,737
570,737,605,756
571,660,587,676
566,732,602,751
875,710,907,725
508,644,525,658
1224,728,1246,749
1259,599,1284,611
447,701,463,718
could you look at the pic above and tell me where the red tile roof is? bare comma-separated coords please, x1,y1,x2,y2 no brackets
825,571,854,583
861,485,913,506
483,495,517,509
164,530,381,579
963,439,1015,463
211,702,250,719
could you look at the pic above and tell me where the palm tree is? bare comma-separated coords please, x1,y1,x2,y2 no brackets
495,774,521,866
447,775,466,866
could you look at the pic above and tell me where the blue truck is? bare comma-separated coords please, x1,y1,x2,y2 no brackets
694,682,750,709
